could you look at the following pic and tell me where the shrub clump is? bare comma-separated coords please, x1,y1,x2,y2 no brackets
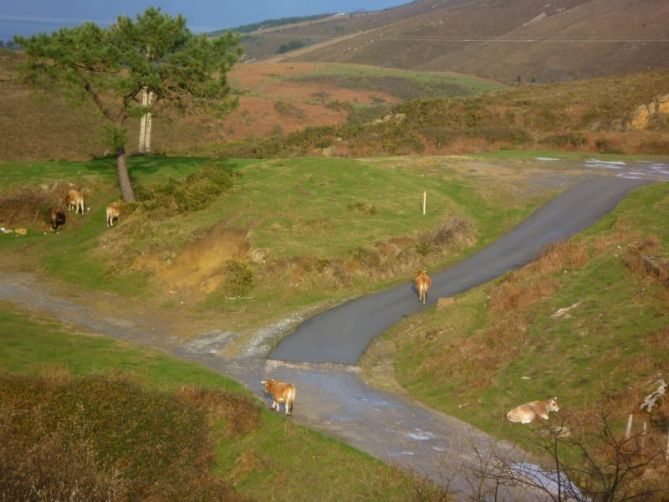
223,259,255,297
0,374,248,501
136,161,233,217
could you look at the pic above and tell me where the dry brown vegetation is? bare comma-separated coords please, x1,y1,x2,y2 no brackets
3,44,669,160
277,0,669,84
0,373,254,501
430,241,590,389
0,51,392,161
0,184,90,230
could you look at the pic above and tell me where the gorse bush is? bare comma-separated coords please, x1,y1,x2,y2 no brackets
0,374,249,501
136,161,233,217
223,259,255,297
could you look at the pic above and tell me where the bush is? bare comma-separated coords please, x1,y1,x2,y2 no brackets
223,259,255,297
0,374,244,501
277,39,307,54
541,133,587,148
136,161,233,217
595,138,620,154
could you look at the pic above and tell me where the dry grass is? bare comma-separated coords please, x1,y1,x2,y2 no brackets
0,374,246,501
624,236,669,288
178,386,261,437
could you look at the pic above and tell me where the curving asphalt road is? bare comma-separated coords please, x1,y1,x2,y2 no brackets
2,159,666,499
270,176,650,365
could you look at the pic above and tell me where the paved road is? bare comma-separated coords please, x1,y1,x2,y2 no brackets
271,176,650,365
1,163,662,500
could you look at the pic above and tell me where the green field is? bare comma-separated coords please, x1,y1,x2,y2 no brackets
0,303,431,500
0,155,552,334
288,63,506,101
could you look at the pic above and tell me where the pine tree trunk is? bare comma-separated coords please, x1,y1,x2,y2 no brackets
116,147,136,202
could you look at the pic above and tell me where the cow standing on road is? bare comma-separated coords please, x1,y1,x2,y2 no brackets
415,270,432,304
261,379,296,416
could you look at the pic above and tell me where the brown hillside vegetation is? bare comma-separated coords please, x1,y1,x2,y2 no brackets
0,373,254,500
263,0,669,83
0,51,397,161
3,44,668,160
221,68,669,157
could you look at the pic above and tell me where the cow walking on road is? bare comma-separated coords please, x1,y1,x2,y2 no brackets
415,270,432,305
261,379,296,416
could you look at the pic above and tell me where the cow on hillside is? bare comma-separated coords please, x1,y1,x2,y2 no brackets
65,189,85,215
106,202,122,227
415,270,432,304
507,397,560,424
261,379,296,416
50,208,66,231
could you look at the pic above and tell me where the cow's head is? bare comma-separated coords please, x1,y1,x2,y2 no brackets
547,397,559,412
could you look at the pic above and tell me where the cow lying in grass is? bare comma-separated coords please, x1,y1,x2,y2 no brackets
106,202,121,227
415,270,432,304
50,208,66,231
261,379,296,416
65,189,85,215
507,397,560,424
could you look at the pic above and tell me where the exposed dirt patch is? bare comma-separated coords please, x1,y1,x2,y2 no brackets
141,222,251,298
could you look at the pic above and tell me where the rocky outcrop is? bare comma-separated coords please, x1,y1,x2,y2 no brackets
628,94,669,130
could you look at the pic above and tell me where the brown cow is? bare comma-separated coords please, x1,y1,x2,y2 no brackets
106,202,122,227
507,397,560,424
415,270,432,304
261,379,296,416
50,208,66,231
65,189,85,215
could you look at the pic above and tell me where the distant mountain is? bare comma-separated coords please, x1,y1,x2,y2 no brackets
242,0,669,83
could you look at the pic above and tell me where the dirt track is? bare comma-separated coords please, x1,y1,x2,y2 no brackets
1,159,665,499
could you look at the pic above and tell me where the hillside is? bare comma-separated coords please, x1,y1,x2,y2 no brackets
0,49,500,161
245,0,669,83
222,68,669,158
362,180,669,497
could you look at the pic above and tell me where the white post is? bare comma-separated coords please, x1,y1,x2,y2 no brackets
422,191,427,216
625,414,633,440
666,426,669,462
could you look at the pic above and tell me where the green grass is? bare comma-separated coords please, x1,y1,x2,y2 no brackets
366,182,669,457
0,302,428,500
0,155,548,331
288,63,506,100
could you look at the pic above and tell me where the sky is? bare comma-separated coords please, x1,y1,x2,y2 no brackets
0,0,409,41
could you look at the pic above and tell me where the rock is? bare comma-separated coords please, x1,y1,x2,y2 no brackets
436,297,455,310
322,145,335,157
628,94,669,130
14,228,27,236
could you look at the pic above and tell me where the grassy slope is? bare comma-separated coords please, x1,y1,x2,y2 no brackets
0,156,550,334
286,64,505,101
0,302,428,501
362,182,669,455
